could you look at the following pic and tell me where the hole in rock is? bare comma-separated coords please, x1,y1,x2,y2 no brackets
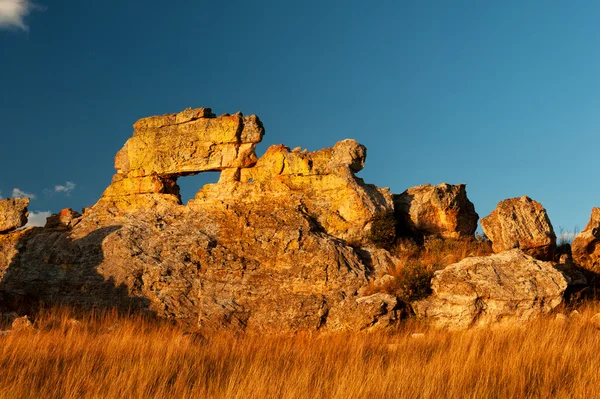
176,171,221,205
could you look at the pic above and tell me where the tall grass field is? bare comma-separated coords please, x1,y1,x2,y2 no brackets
1,304,599,398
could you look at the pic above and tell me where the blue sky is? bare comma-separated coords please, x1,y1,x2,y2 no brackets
1,1,598,235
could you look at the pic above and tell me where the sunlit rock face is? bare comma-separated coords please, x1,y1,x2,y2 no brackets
393,183,479,241
572,208,600,274
0,107,402,332
97,108,264,211
481,196,556,261
413,249,569,330
0,198,29,233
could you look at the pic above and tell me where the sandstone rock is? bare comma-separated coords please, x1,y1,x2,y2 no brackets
0,198,29,233
0,108,402,332
393,183,478,241
45,208,82,229
413,249,568,330
191,139,394,245
98,107,264,211
481,196,556,260
572,208,600,274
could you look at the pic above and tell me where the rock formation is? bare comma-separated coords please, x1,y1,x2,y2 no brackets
45,208,82,229
413,249,569,329
481,196,556,260
572,208,600,274
393,183,478,241
98,108,264,211
0,107,399,332
0,198,29,233
0,107,578,332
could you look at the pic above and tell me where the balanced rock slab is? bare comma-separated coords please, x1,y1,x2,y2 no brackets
413,249,568,329
393,183,478,240
0,198,29,233
97,108,264,211
572,208,600,274
481,196,556,260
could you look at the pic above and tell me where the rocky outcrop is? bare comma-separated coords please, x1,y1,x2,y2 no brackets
97,108,264,211
0,107,400,332
45,208,82,229
413,249,569,329
481,196,556,260
393,183,478,241
0,198,29,233
572,208,600,274
190,140,394,244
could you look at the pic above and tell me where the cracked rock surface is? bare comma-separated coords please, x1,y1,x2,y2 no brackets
413,249,569,330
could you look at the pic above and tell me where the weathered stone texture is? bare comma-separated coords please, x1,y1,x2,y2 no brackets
481,196,556,260
413,249,569,329
99,108,264,210
0,198,29,233
393,183,479,240
191,139,394,245
0,108,401,333
572,208,600,274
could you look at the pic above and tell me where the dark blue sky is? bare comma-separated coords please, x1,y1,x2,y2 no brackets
1,1,598,235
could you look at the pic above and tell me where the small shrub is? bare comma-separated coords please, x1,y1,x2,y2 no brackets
367,212,397,249
394,262,434,302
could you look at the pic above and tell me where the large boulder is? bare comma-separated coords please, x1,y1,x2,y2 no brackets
481,196,556,260
0,198,29,233
572,208,600,274
393,183,478,241
413,249,569,329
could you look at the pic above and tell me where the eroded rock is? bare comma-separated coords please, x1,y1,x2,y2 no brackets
572,208,600,274
98,108,264,211
190,139,394,245
0,198,29,233
393,183,478,241
413,249,568,329
481,196,556,260
45,208,82,229
0,108,401,333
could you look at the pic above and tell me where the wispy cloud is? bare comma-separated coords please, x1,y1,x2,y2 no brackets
24,210,51,227
0,0,41,31
54,181,76,195
12,187,35,199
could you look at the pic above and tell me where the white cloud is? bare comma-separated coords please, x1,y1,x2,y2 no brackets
24,210,51,227
54,181,76,195
12,187,35,199
0,0,40,31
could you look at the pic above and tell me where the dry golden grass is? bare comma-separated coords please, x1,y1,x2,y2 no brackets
1,304,600,398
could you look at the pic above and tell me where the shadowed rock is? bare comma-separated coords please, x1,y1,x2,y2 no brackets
393,183,478,241
572,208,600,274
0,198,29,233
